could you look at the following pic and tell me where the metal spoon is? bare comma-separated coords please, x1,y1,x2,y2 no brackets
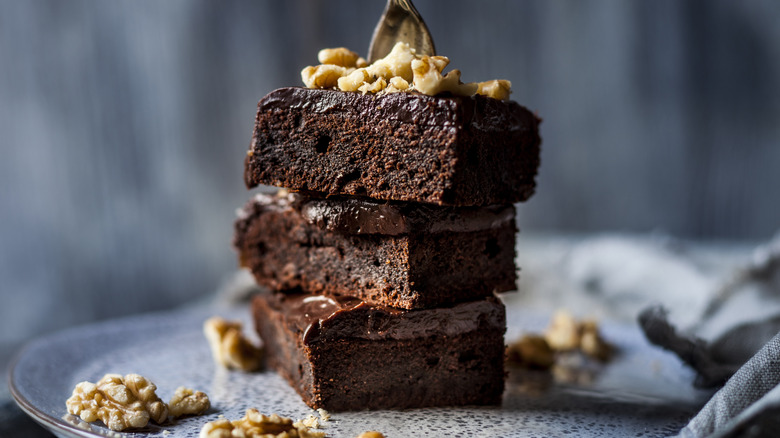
367,0,436,63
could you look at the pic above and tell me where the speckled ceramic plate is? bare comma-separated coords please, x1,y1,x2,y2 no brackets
9,303,712,438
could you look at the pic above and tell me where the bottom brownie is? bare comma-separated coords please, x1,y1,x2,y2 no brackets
252,291,506,411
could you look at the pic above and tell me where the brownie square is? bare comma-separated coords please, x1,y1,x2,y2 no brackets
233,192,517,309
244,87,541,206
252,291,506,411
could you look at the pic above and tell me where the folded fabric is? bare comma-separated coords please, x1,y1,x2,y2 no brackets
675,332,780,438
637,234,780,437
639,306,738,388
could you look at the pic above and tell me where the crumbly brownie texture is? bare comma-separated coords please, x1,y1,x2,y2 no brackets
244,87,541,206
233,192,517,309
252,291,506,411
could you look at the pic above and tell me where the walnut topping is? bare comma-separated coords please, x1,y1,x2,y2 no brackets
411,56,477,97
65,373,168,431
301,65,352,89
357,77,388,94
203,316,264,371
199,409,326,438
476,79,512,101
317,47,364,68
301,42,511,99
168,387,210,418
337,68,369,92
386,76,410,93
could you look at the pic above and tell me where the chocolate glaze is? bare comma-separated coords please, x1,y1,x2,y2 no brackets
257,87,534,133
262,292,506,344
247,191,515,236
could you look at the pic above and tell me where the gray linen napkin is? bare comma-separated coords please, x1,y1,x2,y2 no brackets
636,234,780,437
677,332,780,438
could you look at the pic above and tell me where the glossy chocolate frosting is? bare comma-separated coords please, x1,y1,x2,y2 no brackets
257,87,535,132
263,292,505,344
243,191,515,236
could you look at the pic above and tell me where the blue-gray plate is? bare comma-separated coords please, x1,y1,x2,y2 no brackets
9,304,711,437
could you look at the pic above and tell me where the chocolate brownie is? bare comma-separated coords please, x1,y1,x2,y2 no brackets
252,290,506,411
244,87,541,206
233,191,517,309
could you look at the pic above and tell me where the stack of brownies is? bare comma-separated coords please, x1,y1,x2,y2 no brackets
233,86,541,411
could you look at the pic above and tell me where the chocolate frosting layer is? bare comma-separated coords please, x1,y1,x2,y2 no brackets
263,292,506,344
243,191,515,236
257,87,536,133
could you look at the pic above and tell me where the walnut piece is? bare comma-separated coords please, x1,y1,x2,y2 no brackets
293,415,320,430
579,320,614,361
65,373,168,431
301,65,352,89
204,316,264,371
476,79,512,100
316,409,330,422
544,310,582,351
506,334,555,369
386,76,410,93
544,311,614,361
200,409,326,438
411,56,477,96
301,42,511,99
168,387,210,418
357,77,388,94
317,47,363,68
356,432,386,438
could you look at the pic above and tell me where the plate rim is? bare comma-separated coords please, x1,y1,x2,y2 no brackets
8,338,97,438
6,306,218,438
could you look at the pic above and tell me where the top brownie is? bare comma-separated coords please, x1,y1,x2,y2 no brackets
244,87,541,206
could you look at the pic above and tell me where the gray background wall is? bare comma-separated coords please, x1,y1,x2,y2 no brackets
2,0,779,350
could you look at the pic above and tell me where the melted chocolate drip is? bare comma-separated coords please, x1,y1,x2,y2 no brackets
253,192,514,236
265,292,505,344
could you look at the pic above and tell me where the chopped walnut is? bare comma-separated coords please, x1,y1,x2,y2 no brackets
200,409,326,438
199,418,233,438
301,64,352,89
65,373,168,431
544,310,581,351
356,432,385,438
386,77,410,93
579,320,614,361
204,316,264,371
358,77,388,94
476,79,512,100
544,311,614,360
301,42,511,99
168,387,210,418
316,409,330,422
411,56,477,96
337,68,370,92
366,41,417,82
506,334,555,369
318,47,361,68
293,415,320,430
